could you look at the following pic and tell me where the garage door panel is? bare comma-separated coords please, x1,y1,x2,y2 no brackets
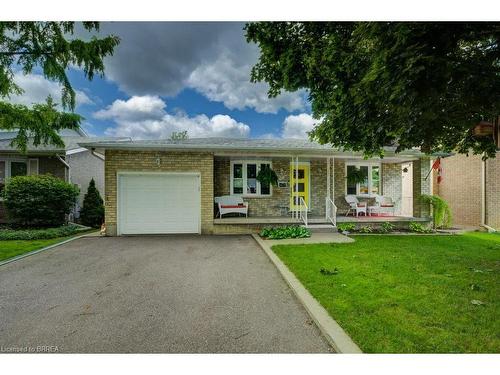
118,174,200,235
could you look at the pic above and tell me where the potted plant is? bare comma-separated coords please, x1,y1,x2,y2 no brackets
346,167,366,185
256,165,279,186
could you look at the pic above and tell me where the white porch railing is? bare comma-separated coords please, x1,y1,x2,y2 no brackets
299,196,308,227
325,196,337,227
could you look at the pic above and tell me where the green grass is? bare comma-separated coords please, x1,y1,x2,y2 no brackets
272,233,500,353
0,232,95,262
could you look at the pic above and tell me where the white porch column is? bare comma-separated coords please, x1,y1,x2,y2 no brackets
331,157,335,201
295,156,299,219
326,157,331,220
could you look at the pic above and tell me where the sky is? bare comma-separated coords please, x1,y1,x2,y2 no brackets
9,22,318,140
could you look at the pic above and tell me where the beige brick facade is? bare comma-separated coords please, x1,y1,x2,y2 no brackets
103,150,431,235
213,157,329,217
485,154,500,229
437,152,500,229
436,154,482,226
104,150,214,235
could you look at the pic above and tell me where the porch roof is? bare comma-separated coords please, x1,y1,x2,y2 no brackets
79,137,446,159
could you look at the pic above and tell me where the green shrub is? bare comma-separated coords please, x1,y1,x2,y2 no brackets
259,225,311,239
409,221,433,233
338,223,356,232
79,178,104,228
3,175,79,227
380,222,395,233
359,225,374,233
0,224,83,240
421,194,452,228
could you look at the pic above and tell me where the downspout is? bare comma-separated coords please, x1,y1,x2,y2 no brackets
481,156,496,232
56,154,71,183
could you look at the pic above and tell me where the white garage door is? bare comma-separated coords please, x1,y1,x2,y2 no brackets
118,173,201,235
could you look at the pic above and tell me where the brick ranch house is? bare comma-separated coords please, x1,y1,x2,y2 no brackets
80,138,437,236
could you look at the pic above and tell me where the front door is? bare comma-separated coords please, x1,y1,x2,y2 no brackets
290,163,310,210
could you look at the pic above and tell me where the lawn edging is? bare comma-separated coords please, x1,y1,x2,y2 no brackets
252,234,362,353
0,231,99,267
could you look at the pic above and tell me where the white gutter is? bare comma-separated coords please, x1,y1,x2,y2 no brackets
90,149,105,161
480,157,497,232
56,154,71,183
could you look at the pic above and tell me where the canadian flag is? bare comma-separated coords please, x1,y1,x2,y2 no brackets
432,157,442,184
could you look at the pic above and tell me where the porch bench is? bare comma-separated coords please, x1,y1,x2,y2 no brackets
215,195,248,218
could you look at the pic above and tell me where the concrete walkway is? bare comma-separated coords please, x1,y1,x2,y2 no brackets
0,235,331,353
263,232,354,247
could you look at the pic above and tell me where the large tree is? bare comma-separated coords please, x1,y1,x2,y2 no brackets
245,22,500,157
0,22,119,151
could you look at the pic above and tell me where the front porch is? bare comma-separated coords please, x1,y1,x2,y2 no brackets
213,152,433,228
213,215,429,225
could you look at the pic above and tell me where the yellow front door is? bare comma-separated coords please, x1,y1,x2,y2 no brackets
290,163,310,210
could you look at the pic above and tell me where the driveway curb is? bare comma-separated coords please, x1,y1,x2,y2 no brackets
252,234,362,354
0,232,99,267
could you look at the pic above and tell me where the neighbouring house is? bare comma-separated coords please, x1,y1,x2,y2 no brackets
434,117,500,231
0,128,128,223
435,152,500,230
79,138,438,236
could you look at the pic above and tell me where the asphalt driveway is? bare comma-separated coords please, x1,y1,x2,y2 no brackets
0,235,330,353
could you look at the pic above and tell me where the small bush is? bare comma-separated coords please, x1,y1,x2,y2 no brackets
421,194,452,228
79,178,104,228
359,225,374,233
409,221,433,233
0,224,83,240
380,222,395,233
3,175,79,227
259,225,311,239
338,223,356,232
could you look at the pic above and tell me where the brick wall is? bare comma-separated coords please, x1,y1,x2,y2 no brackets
104,150,214,236
412,159,432,218
214,157,330,217
485,153,500,229
382,163,403,214
333,159,403,215
437,154,482,227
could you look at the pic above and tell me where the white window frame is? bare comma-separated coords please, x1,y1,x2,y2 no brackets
0,157,30,200
345,162,381,197
230,160,273,197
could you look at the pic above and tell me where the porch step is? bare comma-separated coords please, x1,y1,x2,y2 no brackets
302,224,338,233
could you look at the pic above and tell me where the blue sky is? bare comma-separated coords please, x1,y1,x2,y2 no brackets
9,22,316,140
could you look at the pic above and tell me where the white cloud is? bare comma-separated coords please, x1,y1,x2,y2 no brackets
282,113,317,139
97,95,250,139
187,52,306,114
94,23,305,114
94,95,165,121
9,73,92,108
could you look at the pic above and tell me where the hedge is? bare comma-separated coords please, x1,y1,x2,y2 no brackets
2,174,79,227
0,224,84,240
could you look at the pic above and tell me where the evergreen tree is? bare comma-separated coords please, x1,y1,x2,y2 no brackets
80,178,104,228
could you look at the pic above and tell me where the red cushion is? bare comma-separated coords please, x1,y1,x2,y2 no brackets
357,203,366,207
381,204,394,207
221,204,245,209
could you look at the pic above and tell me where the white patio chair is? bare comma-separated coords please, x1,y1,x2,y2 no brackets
215,195,248,218
344,195,367,217
375,195,396,216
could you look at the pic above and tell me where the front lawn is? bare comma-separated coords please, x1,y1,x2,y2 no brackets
0,231,96,262
272,233,500,353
